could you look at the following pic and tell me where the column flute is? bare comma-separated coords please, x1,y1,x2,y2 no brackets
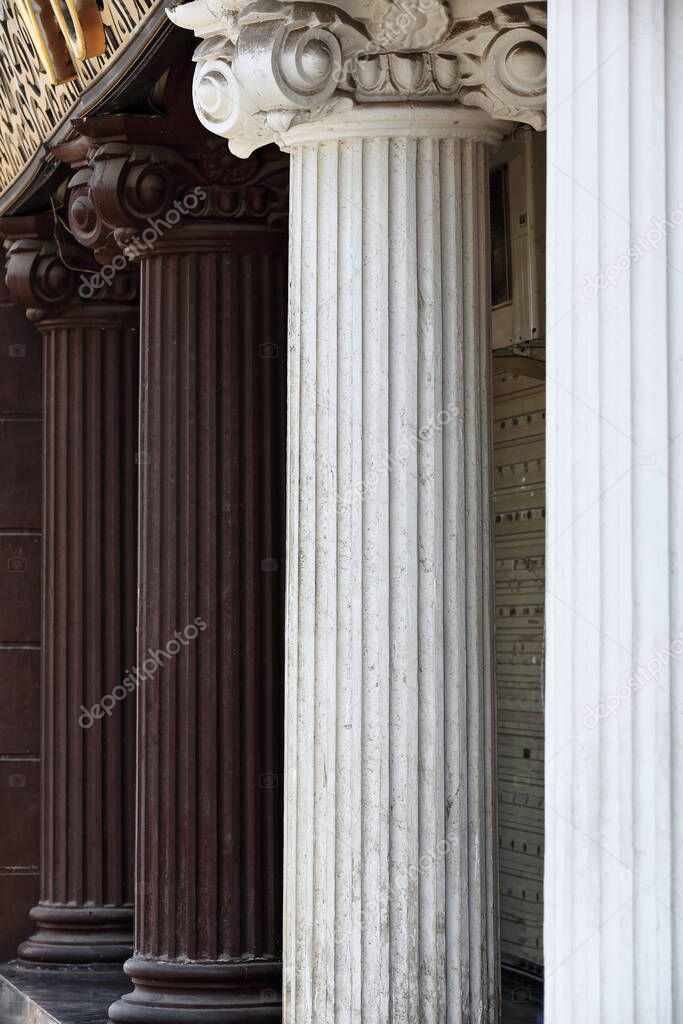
1,215,138,965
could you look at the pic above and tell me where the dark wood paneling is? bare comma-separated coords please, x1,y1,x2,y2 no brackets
0,279,41,962
0,648,40,753
0,311,41,415
0,420,41,529
0,760,40,863
0,874,39,961
0,535,41,644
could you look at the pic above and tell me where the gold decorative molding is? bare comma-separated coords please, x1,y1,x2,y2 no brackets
16,0,106,85
0,0,159,196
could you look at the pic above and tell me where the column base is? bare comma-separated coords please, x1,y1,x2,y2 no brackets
17,905,134,966
108,958,282,1023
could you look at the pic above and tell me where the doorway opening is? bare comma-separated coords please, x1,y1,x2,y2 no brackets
490,127,546,1024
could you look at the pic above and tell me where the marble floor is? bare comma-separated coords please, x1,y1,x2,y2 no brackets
0,965,128,1024
0,963,543,1024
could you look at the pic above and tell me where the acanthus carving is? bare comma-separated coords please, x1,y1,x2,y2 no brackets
167,0,547,155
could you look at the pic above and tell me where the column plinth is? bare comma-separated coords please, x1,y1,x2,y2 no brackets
110,961,281,1022
0,226,138,966
20,907,134,966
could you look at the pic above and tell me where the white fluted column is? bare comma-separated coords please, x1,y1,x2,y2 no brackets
546,3,683,1021
283,107,501,1023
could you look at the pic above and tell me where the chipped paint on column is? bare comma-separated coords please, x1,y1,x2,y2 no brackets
284,126,499,1023
546,1,683,1021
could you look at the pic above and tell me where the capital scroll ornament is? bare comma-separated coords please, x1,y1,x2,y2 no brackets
51,116,289,269
168,0,547,156
0,215,138,322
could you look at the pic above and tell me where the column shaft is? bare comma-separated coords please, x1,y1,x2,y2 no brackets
20,307,138,964
546,3,683,1020
110,225,287,1022
284,125,498,1023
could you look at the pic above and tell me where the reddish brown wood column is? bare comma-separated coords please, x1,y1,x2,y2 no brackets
123,221,285,1021
57,116,288,1020
1,221,137,965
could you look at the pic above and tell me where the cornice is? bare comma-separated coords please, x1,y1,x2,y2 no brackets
167,0,547,155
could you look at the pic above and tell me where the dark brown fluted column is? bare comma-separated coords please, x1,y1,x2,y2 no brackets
54,113,288,1018
112,221,286,1021
1,223,137,965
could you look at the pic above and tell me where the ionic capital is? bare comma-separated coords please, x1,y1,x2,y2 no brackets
167,0,547,155
0,215,137,322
